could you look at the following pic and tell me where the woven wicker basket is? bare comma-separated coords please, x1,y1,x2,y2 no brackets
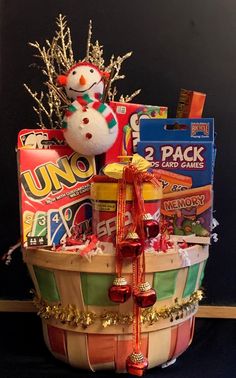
23,244,208,372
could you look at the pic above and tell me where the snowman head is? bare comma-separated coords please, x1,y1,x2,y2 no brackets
57,62,108,101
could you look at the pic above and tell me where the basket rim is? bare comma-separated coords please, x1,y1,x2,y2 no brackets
22,245,209,273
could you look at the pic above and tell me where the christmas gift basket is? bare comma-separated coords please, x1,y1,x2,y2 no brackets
17,15,215,376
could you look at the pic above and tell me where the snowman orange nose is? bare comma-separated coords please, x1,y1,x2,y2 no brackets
79,75,86,86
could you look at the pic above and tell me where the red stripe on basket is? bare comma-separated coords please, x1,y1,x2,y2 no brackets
47,325,67,357
172,318,191,358
168,325,178,360
87,334,116,365
189,316,196,345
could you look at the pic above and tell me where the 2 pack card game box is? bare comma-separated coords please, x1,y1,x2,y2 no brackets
137,118,215,243
17,129,96,247
137,118,215,187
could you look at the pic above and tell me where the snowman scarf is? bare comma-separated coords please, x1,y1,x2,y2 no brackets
62,93,117,132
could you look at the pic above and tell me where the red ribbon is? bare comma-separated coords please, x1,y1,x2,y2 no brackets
114,163,161,355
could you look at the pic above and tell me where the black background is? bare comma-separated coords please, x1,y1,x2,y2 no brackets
0,0,235,304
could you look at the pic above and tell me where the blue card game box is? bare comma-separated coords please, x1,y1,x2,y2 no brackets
137,118,215,188
17,129,96,248
137,118,215,243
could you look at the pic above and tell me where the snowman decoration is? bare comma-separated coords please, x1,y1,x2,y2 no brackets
57,62,118,156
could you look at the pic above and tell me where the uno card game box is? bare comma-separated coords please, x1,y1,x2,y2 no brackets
104,101,168,163
17,129,96,248
137,118,215,188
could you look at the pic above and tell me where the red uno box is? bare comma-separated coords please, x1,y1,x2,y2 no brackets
17,129,96,247
104,101,168,164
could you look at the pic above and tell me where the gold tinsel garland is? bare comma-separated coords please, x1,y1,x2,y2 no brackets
32,290,203,329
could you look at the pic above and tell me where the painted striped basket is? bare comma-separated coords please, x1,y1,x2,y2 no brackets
23,245,208,372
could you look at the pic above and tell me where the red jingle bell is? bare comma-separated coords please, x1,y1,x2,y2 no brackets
126,352,148,376
108,277,132,303
119,232,142,259
133,282,157,308
142,213,159,239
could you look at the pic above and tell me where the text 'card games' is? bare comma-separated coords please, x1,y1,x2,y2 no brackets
18,129,96,247
137,118,215,188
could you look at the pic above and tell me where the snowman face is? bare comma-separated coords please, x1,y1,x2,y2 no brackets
65,64,104,100
64,107,118,156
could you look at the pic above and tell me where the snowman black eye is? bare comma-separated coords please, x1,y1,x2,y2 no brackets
72,70,76,75
90,69,94,73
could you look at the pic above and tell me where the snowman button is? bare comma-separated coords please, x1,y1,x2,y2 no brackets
83,117,89,124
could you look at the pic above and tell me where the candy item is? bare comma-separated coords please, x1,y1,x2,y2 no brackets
176,88,206,118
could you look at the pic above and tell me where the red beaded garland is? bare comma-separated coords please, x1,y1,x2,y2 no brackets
108,277,132,303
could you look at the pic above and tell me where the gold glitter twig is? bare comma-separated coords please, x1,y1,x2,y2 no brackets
119,89,142,103
85,20,92,61
25,14,141,129
25,14,75,129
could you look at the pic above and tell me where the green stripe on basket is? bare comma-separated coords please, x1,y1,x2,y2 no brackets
153,269,179,300
80,273,116,306
33,266,60,302
183,263,200,298
199,260,207,287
